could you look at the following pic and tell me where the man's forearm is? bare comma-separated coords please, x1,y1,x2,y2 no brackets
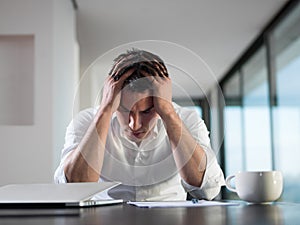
64,108,113,182
161,110,207,187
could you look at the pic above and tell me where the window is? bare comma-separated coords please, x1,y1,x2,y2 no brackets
242,47,272,171
223,47,273,175
221,1,300,202
223,72,243,176
270,2,300,202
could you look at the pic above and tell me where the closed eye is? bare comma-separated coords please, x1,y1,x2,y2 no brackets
142,106,154,114
142,109,151,114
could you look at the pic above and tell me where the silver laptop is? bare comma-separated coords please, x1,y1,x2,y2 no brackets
0,182,123,208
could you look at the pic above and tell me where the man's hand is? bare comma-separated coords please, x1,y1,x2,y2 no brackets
100,68,134,113
141,61,174,118
151,75,174,118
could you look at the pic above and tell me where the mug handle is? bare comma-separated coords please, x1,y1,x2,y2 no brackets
225,175,237,192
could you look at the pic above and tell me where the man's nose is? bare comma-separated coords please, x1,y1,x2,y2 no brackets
128,112,142,131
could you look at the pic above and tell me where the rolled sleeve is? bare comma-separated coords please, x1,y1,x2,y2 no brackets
181,147,225,200
54,144,77,183
54,164,68,184
177,105,225,200
53,108,94,184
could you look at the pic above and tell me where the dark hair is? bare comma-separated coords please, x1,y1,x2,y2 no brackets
109,49,168,92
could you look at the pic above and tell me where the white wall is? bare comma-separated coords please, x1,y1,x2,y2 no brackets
0,0,78,185
52,0,79,172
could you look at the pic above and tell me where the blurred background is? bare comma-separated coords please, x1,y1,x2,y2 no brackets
0,0,299,202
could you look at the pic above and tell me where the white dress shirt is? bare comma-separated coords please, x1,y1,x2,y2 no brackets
54,103,225,201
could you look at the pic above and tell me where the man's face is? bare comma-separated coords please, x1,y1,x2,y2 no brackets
116,89,159,144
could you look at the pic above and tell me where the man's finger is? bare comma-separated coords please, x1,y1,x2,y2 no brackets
140,70,158,84
110,56,131,76
116,68,135,82
139,53,168,77
153,61,168,77
139,62,158,77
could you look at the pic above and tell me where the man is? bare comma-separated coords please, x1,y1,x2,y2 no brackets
54,49,225,201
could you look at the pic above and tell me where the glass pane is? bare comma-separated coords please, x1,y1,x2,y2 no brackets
271,2,300,202
223,73,242,106
223,72,243,200
242,47,272,171
224,106,243,175
223,72,243,176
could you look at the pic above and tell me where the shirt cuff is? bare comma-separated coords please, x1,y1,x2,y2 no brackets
54,164,68,183
181,147,225,200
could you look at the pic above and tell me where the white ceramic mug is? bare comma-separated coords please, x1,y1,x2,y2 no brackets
225,171,283,203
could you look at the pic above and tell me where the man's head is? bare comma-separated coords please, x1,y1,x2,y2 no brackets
109,49,169,143
109,48,169,91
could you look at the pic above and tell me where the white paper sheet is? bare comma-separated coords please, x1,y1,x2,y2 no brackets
127,200,239,208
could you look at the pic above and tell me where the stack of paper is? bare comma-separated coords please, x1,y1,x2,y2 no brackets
127,200,239,208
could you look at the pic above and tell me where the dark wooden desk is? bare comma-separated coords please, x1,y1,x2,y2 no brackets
0,201,299,225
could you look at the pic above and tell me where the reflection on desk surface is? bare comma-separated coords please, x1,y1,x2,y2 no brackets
230,204,283,225
0,208,80,217
0,201,299,225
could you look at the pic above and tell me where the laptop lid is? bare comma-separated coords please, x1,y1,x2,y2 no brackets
0,182,122,208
